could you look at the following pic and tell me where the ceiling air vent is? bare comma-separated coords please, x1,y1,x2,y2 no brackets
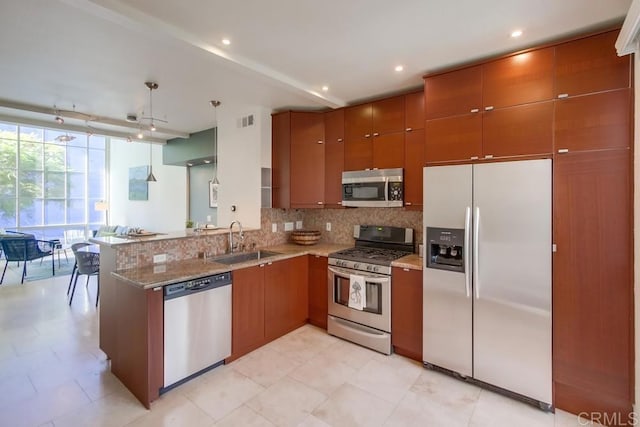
236,114,254,128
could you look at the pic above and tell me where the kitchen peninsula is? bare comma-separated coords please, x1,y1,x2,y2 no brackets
90,228,353,408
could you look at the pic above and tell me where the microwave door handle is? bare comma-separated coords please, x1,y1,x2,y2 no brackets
384,178,389,202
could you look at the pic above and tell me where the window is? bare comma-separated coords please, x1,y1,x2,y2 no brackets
0,122,108,240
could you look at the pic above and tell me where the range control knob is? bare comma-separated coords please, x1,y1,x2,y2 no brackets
354,263,360,269
366,265,372,271
373,266,379,273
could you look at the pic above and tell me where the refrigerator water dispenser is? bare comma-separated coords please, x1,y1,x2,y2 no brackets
426,227,464,272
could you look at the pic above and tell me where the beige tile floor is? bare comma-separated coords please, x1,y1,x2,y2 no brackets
0,267,601,427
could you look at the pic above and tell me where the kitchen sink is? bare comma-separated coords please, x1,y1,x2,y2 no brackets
210,250,281,265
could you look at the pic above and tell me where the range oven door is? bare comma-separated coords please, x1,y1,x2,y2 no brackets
327,265,391,333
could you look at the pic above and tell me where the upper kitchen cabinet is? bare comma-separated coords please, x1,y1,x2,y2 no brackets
404,91,425,131
290,112,326,208
425,65,482,120
324,109,345,207
404,91,425,208
555,89,631,153
272,112,291,209
425,114,482,162
344,96,405,170
555,30,630,98
482,47,555,109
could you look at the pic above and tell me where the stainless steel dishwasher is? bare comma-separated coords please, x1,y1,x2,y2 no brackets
163,271,232,390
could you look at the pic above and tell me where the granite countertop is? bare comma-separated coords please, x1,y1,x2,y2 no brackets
391,254,423,271
113,242,351,289
90,227,258,247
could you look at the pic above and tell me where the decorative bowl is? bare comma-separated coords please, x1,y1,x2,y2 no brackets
290,230,321,245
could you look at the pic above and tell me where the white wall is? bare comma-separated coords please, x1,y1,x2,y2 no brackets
216,104,269,229
109,139,187,232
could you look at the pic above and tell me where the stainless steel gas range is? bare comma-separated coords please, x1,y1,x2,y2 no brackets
327,225,414,354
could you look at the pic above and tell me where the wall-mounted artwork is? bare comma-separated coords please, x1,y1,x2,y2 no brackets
129,166,149,200
209,181,218,208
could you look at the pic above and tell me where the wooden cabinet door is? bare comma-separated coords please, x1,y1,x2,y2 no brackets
289,255,309,326
403,128,424,208
324,109,345,207
482,101,553,158
554,89,631,153
372,132,405,169
290,112,325,208
231,265,265,359
391,267,422,361
405,91,425,131
264,260,289,341
482,47,554,109
344,137,373,170
345,104,372,141
308,255,328,329
424,65,482,120
425,114,482,163
372,95,404,135
271,112,291,208
553,149,632,417
555,30,631,98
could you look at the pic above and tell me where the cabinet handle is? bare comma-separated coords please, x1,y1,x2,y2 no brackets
405,202,412,206
470,156,479,160
405,127,412,132
373,132,379,137
259,263,265,268
557,93,569,99
337,138,343,142
337,201,342,205
403,268,410,272
317,140,323,144
317,201,324,205
557,148,569,154
267,262,273,266
484,154,493,159
484,106,494,111
470,108,480,113
315,255,320,258
365,134,371,138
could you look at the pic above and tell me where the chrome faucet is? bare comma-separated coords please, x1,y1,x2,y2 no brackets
229,221,244,253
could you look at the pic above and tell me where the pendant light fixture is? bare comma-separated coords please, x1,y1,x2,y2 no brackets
146,142,157,182
210,100,221,189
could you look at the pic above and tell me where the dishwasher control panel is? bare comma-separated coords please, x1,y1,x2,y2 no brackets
164,271,232,299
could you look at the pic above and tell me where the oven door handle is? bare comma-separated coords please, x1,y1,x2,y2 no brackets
328,266,389,283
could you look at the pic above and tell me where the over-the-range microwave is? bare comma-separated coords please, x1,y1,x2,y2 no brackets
341,168,403,207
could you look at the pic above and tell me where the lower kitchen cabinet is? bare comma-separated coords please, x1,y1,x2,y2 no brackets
231,264,265,360
553,149,633,417
308,255,328,329
265,256,308,340
230,255,309,361
391,267,422,361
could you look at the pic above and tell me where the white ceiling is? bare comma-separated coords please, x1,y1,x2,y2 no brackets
0,0,632,140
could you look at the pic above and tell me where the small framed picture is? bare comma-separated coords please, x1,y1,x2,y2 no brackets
209,181,218,208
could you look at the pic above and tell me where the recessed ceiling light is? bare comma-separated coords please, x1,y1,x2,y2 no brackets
222,38,231,45
511,30,523,38
395,65,404,72
322,85,329,92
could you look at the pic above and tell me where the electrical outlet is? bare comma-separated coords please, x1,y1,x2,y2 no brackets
296,221,303,229
206,215,211,222
284,222,294,231
326,222,331,232
272,223,277,233
153,254,167,264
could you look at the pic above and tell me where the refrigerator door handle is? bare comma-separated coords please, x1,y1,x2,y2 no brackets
464,206,471,298
473,206,480,299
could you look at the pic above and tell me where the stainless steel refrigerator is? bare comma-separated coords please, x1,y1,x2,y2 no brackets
422,159,552,409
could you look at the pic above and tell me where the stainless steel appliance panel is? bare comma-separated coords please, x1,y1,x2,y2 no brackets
327,315,391,355
327,266,391,333
423,164,473,377
163,282,232,387
472,159,552,404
